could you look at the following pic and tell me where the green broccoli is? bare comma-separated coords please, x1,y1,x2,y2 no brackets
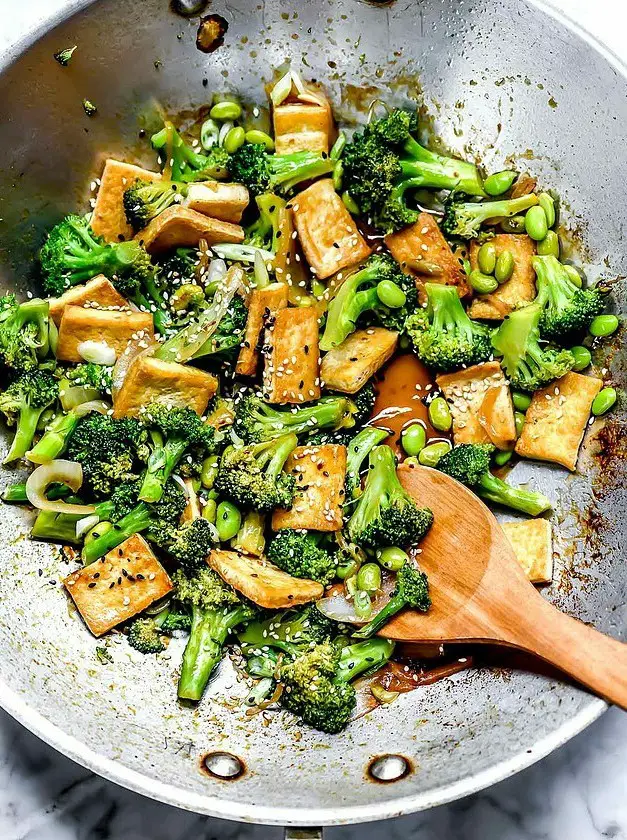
266,530,337,584
66,363,113,394
191,295,247,360
238,604,336,658
352,562,430,638
0,295,51,373
27,406,85,464
347,445,433,549
165,517,216,572
123,179,187,231
228,142,335,197
405,282,492,371
233,394,356,444
215,433,297,513
31,506,84,544
244,193,285,251
173,566,256,701
345,426,390,501
0,371,58,463
156,248,199,287
437,442,552,516
491,302,575,392
440,193,539,240
127,617,167,654
533,255,606,342
151,122,230,182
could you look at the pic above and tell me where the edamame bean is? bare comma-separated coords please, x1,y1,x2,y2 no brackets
501,215,526,234
512,391,532,412
357,563,382,593
495,250,515,284
591,387,617,416
342,191,360,215
216,501,241,541
401,424,426,457
477,242,497,275
332,159,344,192
202,499,217,524
536,230,559,258
200,118,220,149
210,100,242,121
354,589,372,619
84,521,113,543
589,314,619,337
428,397,452,432
336,558,360,580
223,126,245,153
494,449,513,466
330,130,346,160
570,345,592,371
525,205,549,241
538,192,556,228
376,279,406,309
245,129,274,150
418,440,452,467
469,269,498,295
514,410,525,438
563,264,583,288
201,455,219,489
377,546,408,572
484,170,517,197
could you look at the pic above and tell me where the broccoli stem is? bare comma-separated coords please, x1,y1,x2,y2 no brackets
320,264,380,351
81,502,152,564
31,509,83,543
428,282,474,338
401,138,485,196
5,407,46,463
478,472,552,516
26,411,79,464
270,153,335,192
335,638,396,683
351,592,408,639
2,481,70,503
138,438,187,503
346,426,390,499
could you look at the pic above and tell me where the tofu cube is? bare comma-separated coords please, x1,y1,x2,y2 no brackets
272,444,347,532
502,519,553,584
469,235,536,320
91,159,161,243
263,306,320,404
64,534,173,637
437,361,516,447
184,181,250,223
320,328,398,393
293,179,371,279
274,102,331,155
113,355,217,418
48,275,129,325
515,372,602,470
135,206,244,254
56,306,154,363
385,213,470,300
236,283,288,377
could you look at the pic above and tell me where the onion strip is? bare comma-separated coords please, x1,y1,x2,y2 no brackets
25,461,96,515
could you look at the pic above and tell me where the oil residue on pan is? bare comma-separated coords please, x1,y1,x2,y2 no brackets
196,14,229,53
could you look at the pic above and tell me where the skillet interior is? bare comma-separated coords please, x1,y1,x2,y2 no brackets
0,0,625,825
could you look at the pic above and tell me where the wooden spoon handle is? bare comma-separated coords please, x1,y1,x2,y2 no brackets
507,593,627,710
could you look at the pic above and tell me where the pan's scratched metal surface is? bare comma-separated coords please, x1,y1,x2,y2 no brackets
0,0,625,827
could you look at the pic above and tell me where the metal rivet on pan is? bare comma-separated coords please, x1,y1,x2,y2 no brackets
170,0,209,17
202,751,245,780
367,754,411,782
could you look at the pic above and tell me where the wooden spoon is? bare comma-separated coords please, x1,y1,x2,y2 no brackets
382,463,627,710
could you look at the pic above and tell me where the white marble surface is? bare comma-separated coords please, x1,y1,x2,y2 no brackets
1,1,626,838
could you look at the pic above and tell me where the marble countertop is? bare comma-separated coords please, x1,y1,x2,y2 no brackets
0,1,626,838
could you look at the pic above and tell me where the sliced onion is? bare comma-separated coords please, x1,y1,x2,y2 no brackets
370,684,400,705
204,257,227,288
317,576,396,625
77,340,117,366
170,473,190,498
60,385,101,412
25,461,96,515
74,400,110,418
75,513,100,540
270,69,294,107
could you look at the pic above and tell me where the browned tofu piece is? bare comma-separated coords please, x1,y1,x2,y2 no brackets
469,235,536,320
135,206,244,254
91,159,161,242
208,549,323,608
501,519,553,585
236,284,288,377
56,305,154,363
48,275,129,325
515,372,602,470
272,444,346,532
263,307,320,404
184,181,250,223
437,361,516,448
64,534,173,637
274,102,330,155
293,179,371,279
113,355,217,418
385,214,470,300
320,328,398,393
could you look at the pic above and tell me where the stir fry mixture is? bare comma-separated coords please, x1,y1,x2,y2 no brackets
0,66,619,734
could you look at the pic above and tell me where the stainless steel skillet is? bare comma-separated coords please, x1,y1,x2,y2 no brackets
0,0,625,831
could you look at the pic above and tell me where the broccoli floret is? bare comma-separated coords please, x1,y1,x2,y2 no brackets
151,122,230,182
166,518,216,572
238,604,336,658
159,609,192,633
205,395,235,431
138,404,216,504
123,179,187,231
0,295,51,373
266,529,337,584
228,143,335,198
491,302,575,392
342,132,402,218
234,394,356,444
347,445,433,549
280,637,395,733
320,254,417,351
441,193,538,240
127,618,166,654
191,295,248,360
345,381,377,427
156,248,199,287
0,371,58,463
173,566,256,700
215,433,297,513
66,413,148,498
66,363,113,394
533,255,606,342
345,426,390,501
352,562,430,638
437,442,552,516
405,282,492,371
244,193,285,251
